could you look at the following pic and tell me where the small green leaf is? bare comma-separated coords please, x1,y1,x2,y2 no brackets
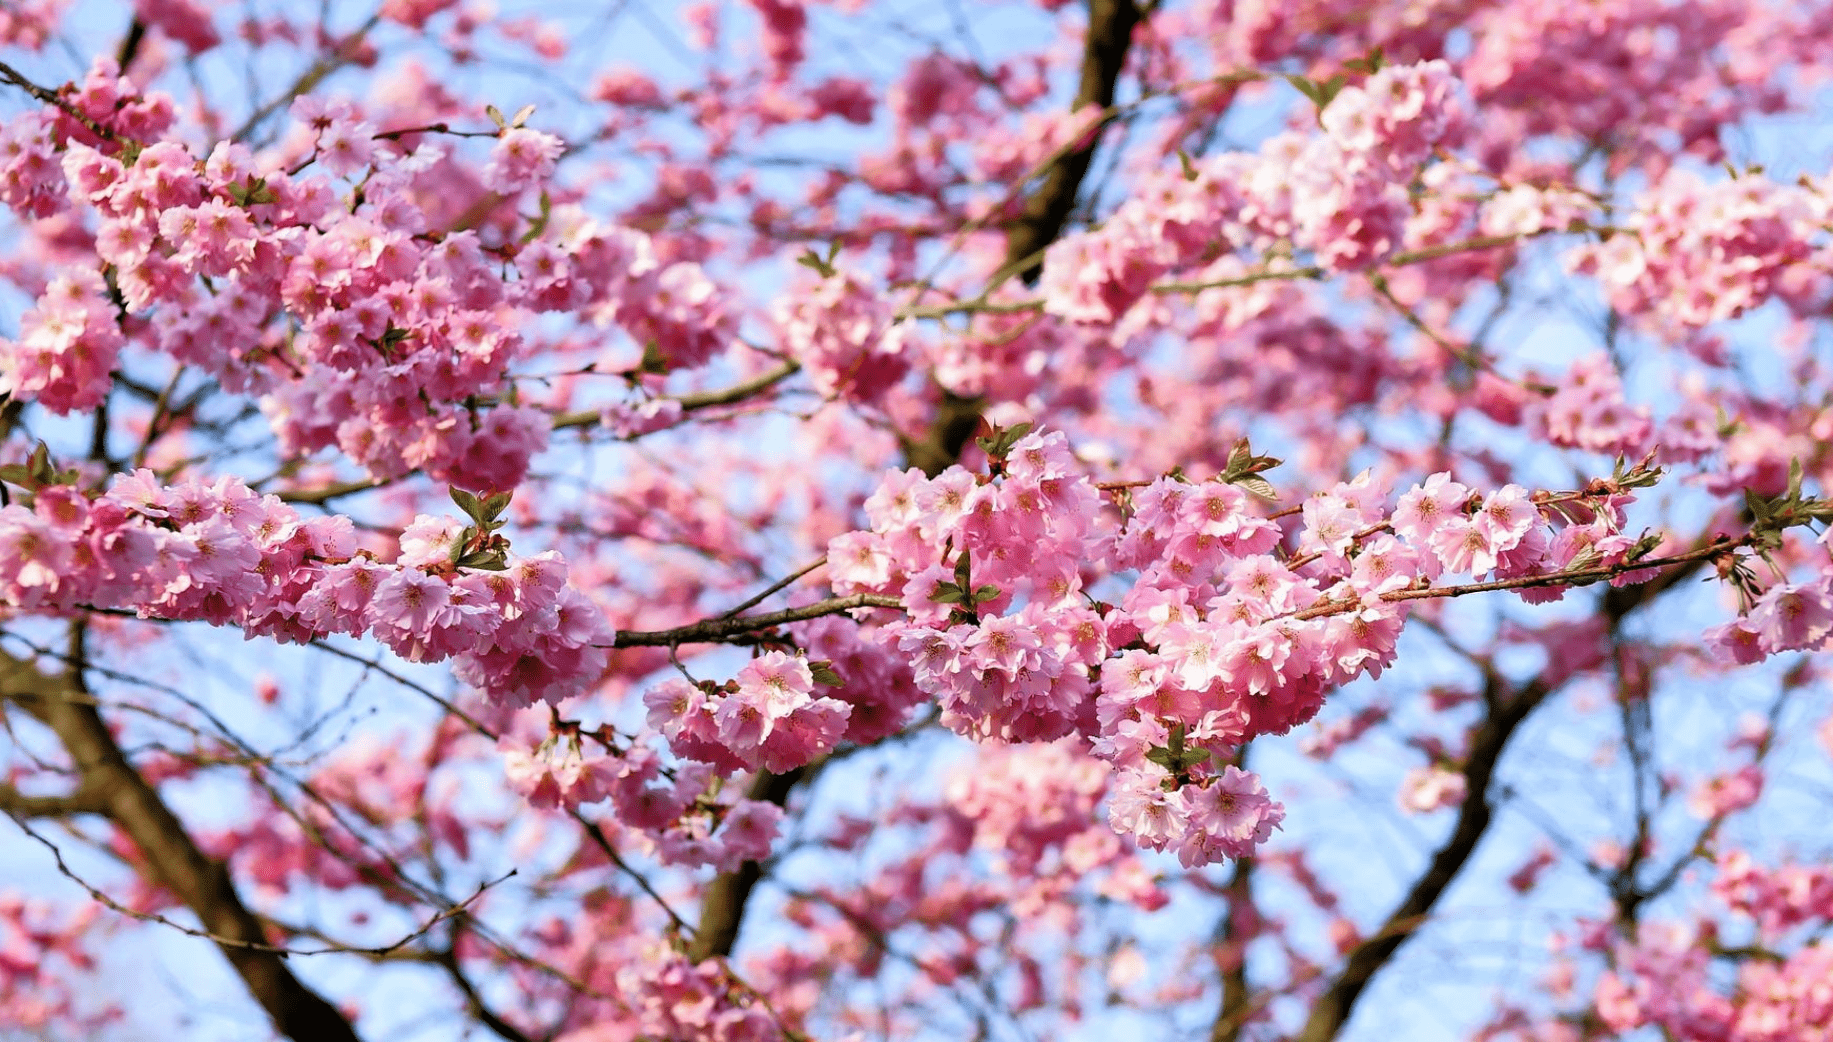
456,550,509,570
519,191,553,245
510,103,536,128
1235,476,1278,500
972,584,1001,604
639,340,670,375
1284,74,1324,107
808,661,844,687
481,491,513,522
450,487,484,522
486,104,507,129
795,249,836,278
449,526,476,566
930,585,968,605
1344,46,1386,75
27,442,60,486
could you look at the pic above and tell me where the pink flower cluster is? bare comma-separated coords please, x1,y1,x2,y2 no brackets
502,729,782,872
0,895,106,1034
1,67,737,493
819,426,1673,864
1714,851,1833,937
937,741,1167,909
1574,170,1820,329
1594,921,1833,1042
1528,352,1653,456
0,110,62,218
1039,60,1468,323
1398,765,1468,813
0,471,610,706
1686,764,1764,819
0,269,123,412
481,126,564,195
0,0,63,50
1706,577,1833,664
645,651,852,774
771,270,910,403
791,613,927,743
1107,764,1284,867
601,938,787,1042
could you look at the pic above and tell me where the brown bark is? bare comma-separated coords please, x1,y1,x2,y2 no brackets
1283,561,1708,1042
1,651,364,1042
688,0,1146,962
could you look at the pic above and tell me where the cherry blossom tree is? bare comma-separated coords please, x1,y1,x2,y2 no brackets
3,0,1833,1040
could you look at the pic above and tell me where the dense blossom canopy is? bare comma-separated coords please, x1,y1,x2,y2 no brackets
3,1,1833,1040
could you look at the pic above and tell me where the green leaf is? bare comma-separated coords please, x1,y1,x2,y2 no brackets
795,249,836,278
1235,476,1278,500
639,340,670,375
1226,438,1251,475
519,191,553,245
954,551,972,587
481,491,513,522
449,526,476,566
510,103,536,128
1284,74,1325,107
450,487,484,522
1344,46,1386,75
26,442,63,487
486,104,507,129
972,584,1001,604
456,549,509,570
808,661,844,687
930,585,968,605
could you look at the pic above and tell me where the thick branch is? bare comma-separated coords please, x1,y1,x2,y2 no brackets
1289,555,1711,1042
0,651,364,1042
0,780,107,818
687,0,1147,972
686,765,810,962
1293,672,1550,1042
901,0,1140,478
1210,855,1256,1042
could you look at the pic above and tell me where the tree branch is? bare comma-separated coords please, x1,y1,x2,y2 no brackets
686,765,811,962
900,0,1141,478
1289,554,1713,1042
0,780,107,818
0,647,365,1042
1293,672,1550,1042
607,594,899,648
277,362,805,504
